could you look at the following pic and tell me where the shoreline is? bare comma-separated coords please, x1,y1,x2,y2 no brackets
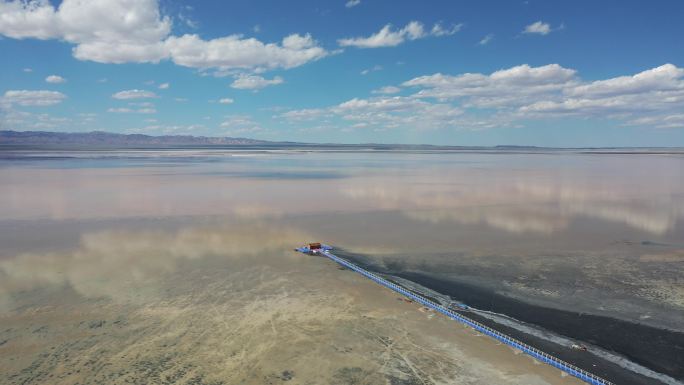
1,243,586,385
336,251,684,385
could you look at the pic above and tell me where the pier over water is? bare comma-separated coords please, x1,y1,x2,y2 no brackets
297,244,614,385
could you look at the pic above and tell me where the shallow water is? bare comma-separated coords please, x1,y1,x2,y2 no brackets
1,149,683,383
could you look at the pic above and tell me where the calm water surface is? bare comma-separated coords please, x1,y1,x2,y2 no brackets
1,150,683,383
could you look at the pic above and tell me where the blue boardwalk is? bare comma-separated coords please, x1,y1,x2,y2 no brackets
296,244,613,385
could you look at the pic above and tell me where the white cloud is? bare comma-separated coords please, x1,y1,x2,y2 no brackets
107,107,156,114
76,112,96,123
345,0,361,8
335,96,425,113
230,75,284,90
478,34,493,45
0,0,171,63
0,0,62,40
360,65,382,75
112,89,157,99
490,64,576,84
281,95,463,131
430,22,463,37
218,98,234,104
338,21,459,48
0,109,72,130
278,108,328,121
627,114,684,129
158,82,169,89
219,115,263,135
106,107,130,113
523,21,552,35
128,123,207,135
432,63,684,124
2,90,67,106
178,11,198,29
0,0,329,71
45,74,66,83
165,33,327,71
519,64,684,118
566,63,684,98
22,67,32,72
278,63,684,132
404,64,577,108
372,86,401,94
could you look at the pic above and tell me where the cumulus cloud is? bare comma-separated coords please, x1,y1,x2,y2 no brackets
338,21,460,48
230,75,284,90
345,0,361,8
0,0,171,63
165,33,327,71
281,95,462,131
2,90,67,106
158,82,170,89
279,63,684,131
45,74,66,83
405,63,684,126
519,64,684,118
335,96,424,113
404,64,577,108
0,0,328,71
523,21,552,35
112,89,157,99
566,63,684,98
218,98,234,104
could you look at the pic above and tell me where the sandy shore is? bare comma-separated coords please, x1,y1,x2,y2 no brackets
0,226,582,385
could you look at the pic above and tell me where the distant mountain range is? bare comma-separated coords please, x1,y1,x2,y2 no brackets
0,130,538,150
1,130,682,153
0,130,271,146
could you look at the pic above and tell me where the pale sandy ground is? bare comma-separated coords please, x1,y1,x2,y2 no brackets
0,227,582,385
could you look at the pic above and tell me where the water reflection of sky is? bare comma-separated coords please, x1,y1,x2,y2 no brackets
1,150,683,331
0,221,310,310
1,151,682,239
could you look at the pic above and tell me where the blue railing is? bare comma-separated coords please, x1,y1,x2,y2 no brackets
319,250,614,385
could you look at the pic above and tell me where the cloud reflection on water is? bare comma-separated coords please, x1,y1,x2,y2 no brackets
0,222,309,310
1,151,682,236
342,167,684,236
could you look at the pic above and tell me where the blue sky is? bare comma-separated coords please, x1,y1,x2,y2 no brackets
1,0,684,146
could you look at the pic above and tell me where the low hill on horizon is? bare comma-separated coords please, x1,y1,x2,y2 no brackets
0,130,271,146
2,130,683,153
